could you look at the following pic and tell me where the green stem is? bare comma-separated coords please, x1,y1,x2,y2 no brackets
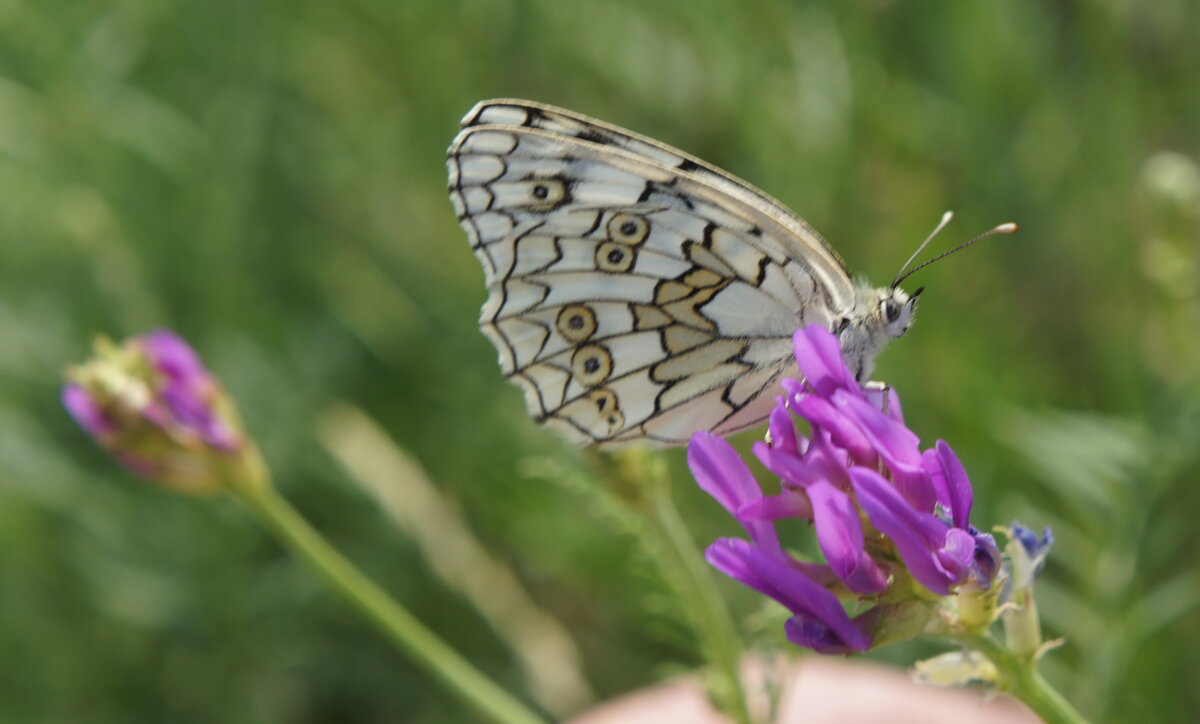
642,473,754,724
234,481,551,724
958,634,1090,724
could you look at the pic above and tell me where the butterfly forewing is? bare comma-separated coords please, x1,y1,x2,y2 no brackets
448,99,856,447
458,99,856,302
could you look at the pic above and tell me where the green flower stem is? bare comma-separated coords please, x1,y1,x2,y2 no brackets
639,465,754,724
234,481,551,724
957,633,1089,724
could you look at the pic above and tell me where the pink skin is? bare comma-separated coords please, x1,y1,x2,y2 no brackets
565,658,1039,724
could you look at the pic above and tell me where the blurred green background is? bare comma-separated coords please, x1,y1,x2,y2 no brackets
2,0,1198,721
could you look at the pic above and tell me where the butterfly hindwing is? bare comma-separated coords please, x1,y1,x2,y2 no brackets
448,100,855,446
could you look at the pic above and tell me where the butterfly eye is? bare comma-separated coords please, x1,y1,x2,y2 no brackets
883,299,901,323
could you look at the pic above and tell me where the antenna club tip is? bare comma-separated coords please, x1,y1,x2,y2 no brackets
996,222,1019,234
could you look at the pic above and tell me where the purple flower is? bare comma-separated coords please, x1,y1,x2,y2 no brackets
688,324,1002,653
63,330,256,494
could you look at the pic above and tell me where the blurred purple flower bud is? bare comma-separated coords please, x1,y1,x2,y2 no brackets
62,330,260,494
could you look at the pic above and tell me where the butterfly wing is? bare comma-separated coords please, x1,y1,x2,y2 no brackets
448,99,856,447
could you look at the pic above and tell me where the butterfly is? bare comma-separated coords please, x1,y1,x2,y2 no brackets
446,99,1009,447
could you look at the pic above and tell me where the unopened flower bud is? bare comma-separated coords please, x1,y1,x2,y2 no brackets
63,330,264,494
1002,524,1053,658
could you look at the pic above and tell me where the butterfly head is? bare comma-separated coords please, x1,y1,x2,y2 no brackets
881,285,922,340
837,284,923,382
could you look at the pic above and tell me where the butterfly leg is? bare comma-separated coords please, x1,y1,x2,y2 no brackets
862,380,894,475
862,380,891,411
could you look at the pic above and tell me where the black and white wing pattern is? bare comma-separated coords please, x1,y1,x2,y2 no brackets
447,99,858,447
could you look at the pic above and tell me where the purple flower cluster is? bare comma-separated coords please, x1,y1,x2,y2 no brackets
689,325,999,653
63,330,246,492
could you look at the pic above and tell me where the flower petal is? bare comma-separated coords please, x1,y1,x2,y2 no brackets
780,377,807,409
833,390,921,466
972,531,1001,587
135,330,240,449
795,395,875,464
835,390,935,511
753,440,813,489
766,403,801,452
1009,523,1054,587
706,538,871,653
159,384,238,449
850,467,970,595
793,325,857,397
808,480,887,594
784,612,875,655
804,431,855,487
883,387,904,423
62,384,115,438
1012,523,1054,562
138,330,208,383
933,441,974,528
921,447,953,511
935,528,976,583
739,490,813,522
688,433,780,554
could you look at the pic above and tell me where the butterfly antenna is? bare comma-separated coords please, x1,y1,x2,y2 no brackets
891,211,955,288
892,216,1018,288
